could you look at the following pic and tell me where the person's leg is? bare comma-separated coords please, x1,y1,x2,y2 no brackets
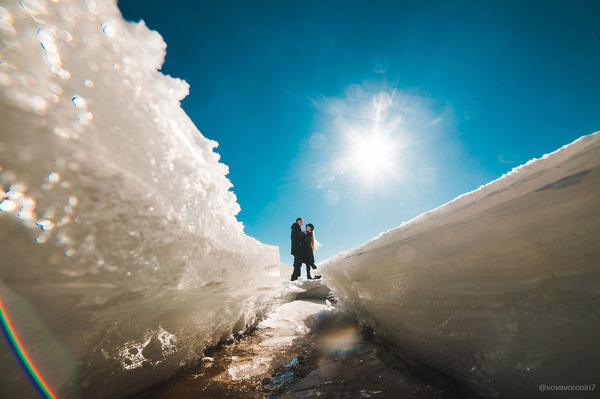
309,264,320,279
305,263,312,279
291,255,302,281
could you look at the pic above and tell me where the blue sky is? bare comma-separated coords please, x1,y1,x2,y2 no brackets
118,0,600,263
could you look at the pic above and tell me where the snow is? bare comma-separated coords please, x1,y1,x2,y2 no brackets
321,132,600,398
0,1,290,398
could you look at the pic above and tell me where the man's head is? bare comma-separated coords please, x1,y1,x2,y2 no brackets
296,217,303,227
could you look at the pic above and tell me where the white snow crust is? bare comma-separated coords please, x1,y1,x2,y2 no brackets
322,132,600,398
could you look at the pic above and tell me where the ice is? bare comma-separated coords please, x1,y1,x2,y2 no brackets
321,132,600,398
226,300,329,381
0,1,290,398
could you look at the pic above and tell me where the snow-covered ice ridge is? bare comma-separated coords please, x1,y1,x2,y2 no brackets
0,1,289,398
322,131,600,398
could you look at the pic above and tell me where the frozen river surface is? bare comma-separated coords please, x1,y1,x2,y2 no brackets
133,280,475,399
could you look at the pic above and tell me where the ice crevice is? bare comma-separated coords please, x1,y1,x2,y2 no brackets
0,0,599,398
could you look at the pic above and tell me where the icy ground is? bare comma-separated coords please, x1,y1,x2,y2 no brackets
132,279,474,399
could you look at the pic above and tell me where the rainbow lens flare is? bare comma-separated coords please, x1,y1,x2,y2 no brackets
0,296,57,399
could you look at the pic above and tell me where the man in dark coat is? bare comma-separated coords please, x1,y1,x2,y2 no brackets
290,217,303,281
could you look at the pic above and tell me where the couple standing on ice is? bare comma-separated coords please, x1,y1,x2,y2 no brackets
290,217,320,281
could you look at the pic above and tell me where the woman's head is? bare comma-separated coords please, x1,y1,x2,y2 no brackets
306,223,314,231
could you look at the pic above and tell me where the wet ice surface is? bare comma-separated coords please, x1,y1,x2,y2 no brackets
132,281,473,399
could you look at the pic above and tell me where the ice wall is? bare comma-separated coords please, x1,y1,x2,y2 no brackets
322,132,600,398
0,1,289,398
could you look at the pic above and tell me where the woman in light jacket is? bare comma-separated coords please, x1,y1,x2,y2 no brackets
302,223,318,279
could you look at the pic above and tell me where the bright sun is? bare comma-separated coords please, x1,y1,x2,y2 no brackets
348,133,396,179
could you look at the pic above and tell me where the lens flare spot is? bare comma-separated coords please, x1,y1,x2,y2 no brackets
317,326,360,355
0,200,18,212
46,172,60,183
36,219,55,231
71,95,87,109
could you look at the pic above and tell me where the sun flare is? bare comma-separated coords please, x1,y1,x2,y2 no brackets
348,133,397,179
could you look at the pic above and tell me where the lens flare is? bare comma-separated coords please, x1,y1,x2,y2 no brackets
0,296,57,399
